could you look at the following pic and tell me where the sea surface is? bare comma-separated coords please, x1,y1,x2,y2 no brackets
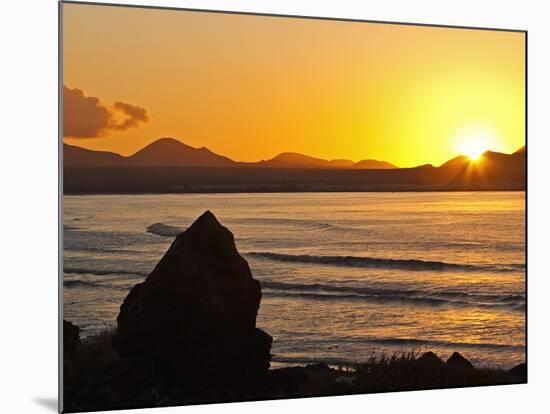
63,192,525,369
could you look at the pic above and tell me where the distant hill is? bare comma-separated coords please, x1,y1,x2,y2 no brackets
63,140,525,193
328,159,357,167
261,152,397,169
261,152,364,168
436,149,525,187
260,152,339,168
352,159,397,169
128,138,234,167
64,143,124,166
439,150,525,172
439,155,470,169
64,138,235,167
64,138,398,170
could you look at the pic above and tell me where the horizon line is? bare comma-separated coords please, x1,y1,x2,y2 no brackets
63,137,526,169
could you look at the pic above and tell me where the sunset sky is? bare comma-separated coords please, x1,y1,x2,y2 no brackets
62,2,525,168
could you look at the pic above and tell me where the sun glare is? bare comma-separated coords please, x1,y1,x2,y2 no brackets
453,126,498,162
461,141,486,161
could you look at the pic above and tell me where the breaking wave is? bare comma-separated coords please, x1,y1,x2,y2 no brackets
63,280,101,288
248,252,524,273
64,279,133,291
146,223,183,237
226,217,342,231
271,337,524,367
261,280,525,310
63,267,147,277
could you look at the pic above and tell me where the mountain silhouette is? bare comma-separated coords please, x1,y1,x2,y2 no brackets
128,137,234,167
64,138,398,169
261,152,354,168
64,143,123,166
439,150,524,171
261,152,396,169
63,140,525,193
439,155,470,169
436,149,525,187
352,159,397,169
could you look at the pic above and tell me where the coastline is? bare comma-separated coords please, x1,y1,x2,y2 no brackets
62,163,526,194
63,328,526,413
62,205,526,412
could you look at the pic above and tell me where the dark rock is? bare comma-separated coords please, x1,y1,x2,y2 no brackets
446,352,473,369
416,351,443,366
507,363,527,382
63,319,81,357
113,211,272,388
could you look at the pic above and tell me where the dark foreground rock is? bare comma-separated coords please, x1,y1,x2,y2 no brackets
63,336,526,413
416,351,443,367
507,363,527,382
63,319,81,357
113,211,272,388
446,352,474,369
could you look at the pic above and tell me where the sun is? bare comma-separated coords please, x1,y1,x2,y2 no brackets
460,140,487,161
453,126,498,162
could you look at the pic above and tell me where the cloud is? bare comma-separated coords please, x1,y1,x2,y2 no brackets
63,85,150,138
111,101,150,130
63,86,110,138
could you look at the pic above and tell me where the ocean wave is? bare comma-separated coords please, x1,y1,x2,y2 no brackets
64,279,134,290
64,267,147,277
272,337,524,367
364,337,524,351
146,223,183,237
248,252,523,273
271,338,523,367
63,279,101,288
227,217,343,232
63,245,142,254
264,289,461,307
261,280,525,310
271,355,356,367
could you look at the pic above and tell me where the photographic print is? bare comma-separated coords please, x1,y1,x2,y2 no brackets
61,1,526,412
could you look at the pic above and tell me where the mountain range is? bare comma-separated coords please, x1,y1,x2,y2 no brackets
63,138,526,193
64,137,397,169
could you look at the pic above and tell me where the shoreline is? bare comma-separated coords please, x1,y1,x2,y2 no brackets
70,325,527,372
62,209,526,412
69,321,525,372
63,328,526,413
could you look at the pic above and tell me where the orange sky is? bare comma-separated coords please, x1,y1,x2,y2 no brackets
62,2,525,167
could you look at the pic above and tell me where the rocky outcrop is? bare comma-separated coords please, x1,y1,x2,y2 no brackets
63,319,81,357
507,362,527,382
446,352,473,369
113,211,272,388
416,351,443,367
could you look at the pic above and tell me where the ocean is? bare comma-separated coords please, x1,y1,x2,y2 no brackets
63,191,525,369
